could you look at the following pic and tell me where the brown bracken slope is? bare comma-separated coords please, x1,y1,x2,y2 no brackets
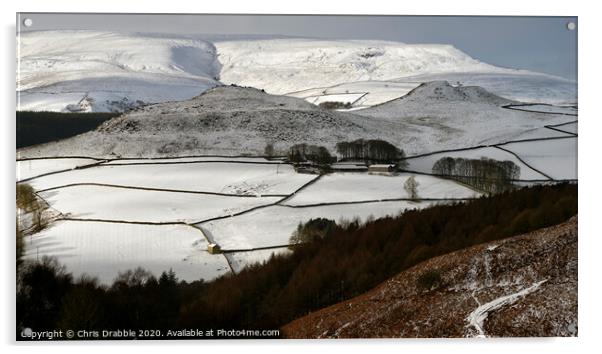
282,216,577,338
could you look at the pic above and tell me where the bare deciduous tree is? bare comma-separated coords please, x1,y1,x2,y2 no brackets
404,175,420,200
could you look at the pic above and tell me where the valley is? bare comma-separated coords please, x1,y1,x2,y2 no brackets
15,29,578,338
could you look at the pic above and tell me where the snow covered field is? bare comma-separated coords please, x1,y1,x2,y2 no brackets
404,147,550,180
16,157,101,182
22,220,231,284
283,173,478,206
225,248,292,273
501,138,578,180
102,156,283,165
18,155,487,279
27,162,313,196
200,201,427,251
19,136,577,282
289,81,421,109
38,185,281,223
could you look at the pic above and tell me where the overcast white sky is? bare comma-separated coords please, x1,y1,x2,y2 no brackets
17,13,577,80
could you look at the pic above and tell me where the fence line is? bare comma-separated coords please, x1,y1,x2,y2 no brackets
17,160,109,184
17,153,288,162
281,197,476,209
37,182,288,198
493,146,553,180
222,244,292,254
502,104,578,117
544,125,577,137
547,120,578,128
102,160,289,167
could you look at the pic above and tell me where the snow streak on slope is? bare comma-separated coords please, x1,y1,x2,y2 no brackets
17,31,221,112
465,280,547,337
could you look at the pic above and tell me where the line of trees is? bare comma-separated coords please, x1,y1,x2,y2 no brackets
17,183,577,337
288,144,335,165
289,218,338,245
17,262,189,334
318,101,352,110
432,157,520,194
336,139,406,165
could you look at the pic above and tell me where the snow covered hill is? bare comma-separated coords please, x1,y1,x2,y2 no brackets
17,31,577,112
17,31,221,112
217,39,576,106
17,86,399,158
353,80,571,151
17,83,571,158
215,39,501,94
392,72,576,106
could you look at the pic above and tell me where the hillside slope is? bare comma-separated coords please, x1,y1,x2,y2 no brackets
17,31,221,112
17,86,399,158
17,83,570,158
282,216,577,338
354,80,570,149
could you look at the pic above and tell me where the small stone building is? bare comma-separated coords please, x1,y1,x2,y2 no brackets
368,164,396,176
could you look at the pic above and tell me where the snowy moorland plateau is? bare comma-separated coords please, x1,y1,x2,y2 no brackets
17,31,222,112
17,31,576,112
216,38,505,95
17,82,574,158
